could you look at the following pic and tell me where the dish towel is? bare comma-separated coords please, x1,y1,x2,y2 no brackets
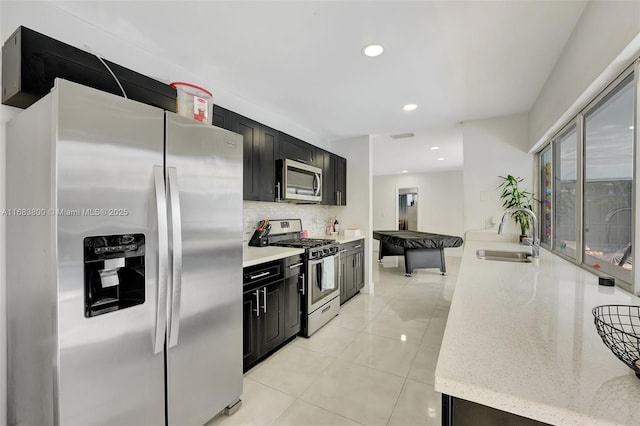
321,256,336,290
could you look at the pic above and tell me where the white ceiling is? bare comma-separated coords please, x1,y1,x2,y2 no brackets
36,1,588,175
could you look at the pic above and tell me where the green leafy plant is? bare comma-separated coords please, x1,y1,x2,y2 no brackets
497,175,534,237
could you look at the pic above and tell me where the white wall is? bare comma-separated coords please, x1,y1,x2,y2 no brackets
529,1,640,149
372,171,464,256
462,113,532,237
329,136,373,293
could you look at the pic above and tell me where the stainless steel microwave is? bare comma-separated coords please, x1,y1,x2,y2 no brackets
276,159,322,203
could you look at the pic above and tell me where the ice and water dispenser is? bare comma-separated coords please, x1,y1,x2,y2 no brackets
83,234,145,317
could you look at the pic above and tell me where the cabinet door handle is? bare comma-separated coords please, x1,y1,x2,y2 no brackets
354,245,362,249
250,271,270,280
254,290,260,317
262,287,267,313
299,274,305,296
289,262,303,269
322,305,331,314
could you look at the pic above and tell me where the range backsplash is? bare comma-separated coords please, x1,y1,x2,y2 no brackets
243,201,341,244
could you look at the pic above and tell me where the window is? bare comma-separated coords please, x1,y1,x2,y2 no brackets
553,125,578,259
537,68,635,290
583,74,634,283
540,146,552,246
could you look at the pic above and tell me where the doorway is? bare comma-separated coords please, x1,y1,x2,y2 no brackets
398,187,419,231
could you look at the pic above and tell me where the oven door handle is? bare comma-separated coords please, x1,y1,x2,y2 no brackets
308,258,323,267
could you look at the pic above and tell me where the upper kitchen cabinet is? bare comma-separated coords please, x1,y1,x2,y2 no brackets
278,132,315,165
335,155,347,205
322,152,347,206
212,105,234,131
237,115,278,202
214,106,277,202
214,104,344,204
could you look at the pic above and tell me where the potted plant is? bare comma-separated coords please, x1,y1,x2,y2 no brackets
497,174,534,240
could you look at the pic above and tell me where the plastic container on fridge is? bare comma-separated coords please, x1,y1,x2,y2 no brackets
170,82,213,124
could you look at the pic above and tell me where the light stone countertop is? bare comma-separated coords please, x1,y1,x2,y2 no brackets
326,235,365,244
434,240,640,426
243,246,304,268
243,236,364,268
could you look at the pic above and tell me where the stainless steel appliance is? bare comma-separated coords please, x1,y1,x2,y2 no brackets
264,219,340,336
6,79,243,426
276,159,322,203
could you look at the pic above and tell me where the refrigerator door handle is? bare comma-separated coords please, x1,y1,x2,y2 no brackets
167,167,183,348
153,166,169,354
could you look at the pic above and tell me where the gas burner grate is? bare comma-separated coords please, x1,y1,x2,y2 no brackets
271,238,335,249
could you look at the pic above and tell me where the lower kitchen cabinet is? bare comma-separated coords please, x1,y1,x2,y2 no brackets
339,239,364,304
242,290,260,368
243,254,303,371
260,282,285,354
283,255,304,340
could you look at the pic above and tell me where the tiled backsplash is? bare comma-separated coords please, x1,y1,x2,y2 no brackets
243,201,340,244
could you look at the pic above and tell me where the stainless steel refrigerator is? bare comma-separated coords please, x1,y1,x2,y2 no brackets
6,79,243,426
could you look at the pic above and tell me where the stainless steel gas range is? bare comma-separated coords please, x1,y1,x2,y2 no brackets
251,219,340,336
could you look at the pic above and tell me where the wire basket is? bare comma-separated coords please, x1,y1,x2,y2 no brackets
592,305,640,378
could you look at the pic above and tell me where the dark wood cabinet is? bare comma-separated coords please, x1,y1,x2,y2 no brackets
322,153,347,206
278,132,315,165
237,115,262,200
214,105,278,202
283,254,303,340
339,239,364,304
339,252,348,303
235,114,279,202
259,126,278,201
212,105,234,131
283,274,302,339
355,250,364,291
260,282,285,354
214,104,345,205
243,255,303,371
335,155,347,206
243,289,260,368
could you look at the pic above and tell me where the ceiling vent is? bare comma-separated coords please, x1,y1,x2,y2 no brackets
390,132,415,139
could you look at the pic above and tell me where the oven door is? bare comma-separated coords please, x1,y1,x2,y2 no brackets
307,253,340,313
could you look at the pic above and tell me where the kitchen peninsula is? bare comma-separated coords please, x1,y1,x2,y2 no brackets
435,238,640,426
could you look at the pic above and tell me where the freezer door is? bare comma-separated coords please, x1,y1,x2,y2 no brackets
165,113,244,425
55,80,166,425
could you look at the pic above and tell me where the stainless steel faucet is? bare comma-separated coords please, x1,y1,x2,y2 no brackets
498,207,540,258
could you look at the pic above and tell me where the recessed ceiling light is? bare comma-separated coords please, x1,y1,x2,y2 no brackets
362,44,384,57
437,158,445,161
401,170,408,173
403,104,418,111
430,146,440,150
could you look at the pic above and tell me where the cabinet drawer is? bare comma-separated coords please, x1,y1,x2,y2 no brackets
243,260,282,289
283,255,304,278
341,239,364,255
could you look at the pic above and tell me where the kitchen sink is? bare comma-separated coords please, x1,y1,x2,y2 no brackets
476,249,533,263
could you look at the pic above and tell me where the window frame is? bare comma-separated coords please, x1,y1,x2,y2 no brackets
536,63,636,293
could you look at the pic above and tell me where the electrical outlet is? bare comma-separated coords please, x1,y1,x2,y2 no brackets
485,217,496,228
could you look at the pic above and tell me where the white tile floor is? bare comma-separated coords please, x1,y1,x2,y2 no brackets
207,256,461,426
